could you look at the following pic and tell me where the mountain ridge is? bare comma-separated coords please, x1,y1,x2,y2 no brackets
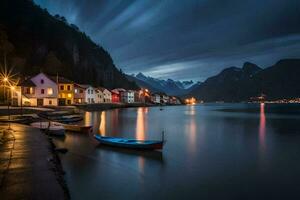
0,0,138,89
187,59,300,102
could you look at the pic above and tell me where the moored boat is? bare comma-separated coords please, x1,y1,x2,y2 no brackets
63,124,93,133
30,121,65,136
94,134,164,150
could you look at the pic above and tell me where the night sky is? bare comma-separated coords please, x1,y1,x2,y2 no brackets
34,0,300,81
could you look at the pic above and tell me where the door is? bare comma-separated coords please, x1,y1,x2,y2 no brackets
37,99,43,107
58,98,66,106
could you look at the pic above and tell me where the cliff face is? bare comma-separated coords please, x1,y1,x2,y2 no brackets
0,0,138,89
188,59,300,102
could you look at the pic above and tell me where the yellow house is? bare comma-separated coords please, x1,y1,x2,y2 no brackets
52,76,74,106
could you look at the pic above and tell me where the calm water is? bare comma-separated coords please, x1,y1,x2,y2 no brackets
53,104,300,200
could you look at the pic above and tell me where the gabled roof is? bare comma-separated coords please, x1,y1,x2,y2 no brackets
17,79,36,87
50,76,73,84
97,87,111,93
74,84,90,89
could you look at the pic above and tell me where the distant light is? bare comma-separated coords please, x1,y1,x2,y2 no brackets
3,77,8,82
11,86,15,90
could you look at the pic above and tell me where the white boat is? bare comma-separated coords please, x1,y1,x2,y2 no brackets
30,122,65,136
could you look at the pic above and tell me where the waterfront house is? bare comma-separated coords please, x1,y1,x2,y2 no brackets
121,90,135,103
151,93,161,104
74,84,87,104
85,85,97,103
97,87,112,103
16,79,37,106
54,76,74,106
95,88,104,103
161,94,170,104
29,72,58,106
111,90,120,103
169,96,181,104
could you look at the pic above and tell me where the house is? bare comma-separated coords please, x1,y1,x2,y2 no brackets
121,90,135,103
151,93,161,104
32,73,59,106
74,84,87,104
161,94,169,104
16,79,37,106
111,90,120,103
85,85,97,104
97,87,112,103
53,76,74,106
95,88,104,103
169,96,181,104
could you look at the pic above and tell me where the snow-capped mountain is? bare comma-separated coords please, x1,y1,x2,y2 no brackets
126,73,200,96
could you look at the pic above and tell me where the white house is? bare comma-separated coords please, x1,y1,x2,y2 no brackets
121,90,135,103
151,93,161,104
31,73,58,106
16,73,58,106
85,85,97,104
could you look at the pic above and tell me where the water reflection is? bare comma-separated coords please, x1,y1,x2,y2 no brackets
259,103,266,152
99,111,106,135
136,107,148,140
185,105,197,153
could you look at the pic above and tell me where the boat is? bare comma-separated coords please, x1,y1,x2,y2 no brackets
38,111,83,123
30,121,65,136
94,134,165,150
63,124,93,133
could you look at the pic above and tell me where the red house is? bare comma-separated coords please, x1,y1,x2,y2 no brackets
111,90,120,103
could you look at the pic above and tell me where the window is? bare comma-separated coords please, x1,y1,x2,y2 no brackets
67,93,72,98
47,88,53,95
40,79,44,84
80,89,83,93
91,90,93,94
75,89,78,93
67,85,71,91
41,89,45,94
60,85,64,90
26,87,30,94
88,89,90,94
49,100,52,105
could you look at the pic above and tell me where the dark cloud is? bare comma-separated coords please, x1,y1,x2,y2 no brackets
34,0,300,81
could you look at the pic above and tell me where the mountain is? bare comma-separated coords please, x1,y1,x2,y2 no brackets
188,59,300,102
0,0,138,89
128,72,198,95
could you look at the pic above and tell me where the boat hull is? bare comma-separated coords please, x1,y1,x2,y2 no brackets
94,135,163,150
64,125,92,134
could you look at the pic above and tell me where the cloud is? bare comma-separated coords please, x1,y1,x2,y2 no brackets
34,0,300,81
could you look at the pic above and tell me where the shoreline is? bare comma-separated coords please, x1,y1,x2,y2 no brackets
0,123,70,199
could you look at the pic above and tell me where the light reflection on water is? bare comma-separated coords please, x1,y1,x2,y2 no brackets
54,104,300,200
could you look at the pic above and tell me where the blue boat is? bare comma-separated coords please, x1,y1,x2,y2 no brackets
94,134,165,150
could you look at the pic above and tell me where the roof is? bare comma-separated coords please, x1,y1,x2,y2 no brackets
17,79,36,87
74,84,90,89
50,76,73,84
97,87,111,93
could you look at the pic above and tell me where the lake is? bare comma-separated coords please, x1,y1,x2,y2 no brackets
53,103,300,200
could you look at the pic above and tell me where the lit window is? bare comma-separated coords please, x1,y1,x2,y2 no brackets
68,93,72,98
75,89,78,93
47,88,53,95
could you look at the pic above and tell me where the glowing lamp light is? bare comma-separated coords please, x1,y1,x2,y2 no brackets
3,77,8,82
11,86,15,90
